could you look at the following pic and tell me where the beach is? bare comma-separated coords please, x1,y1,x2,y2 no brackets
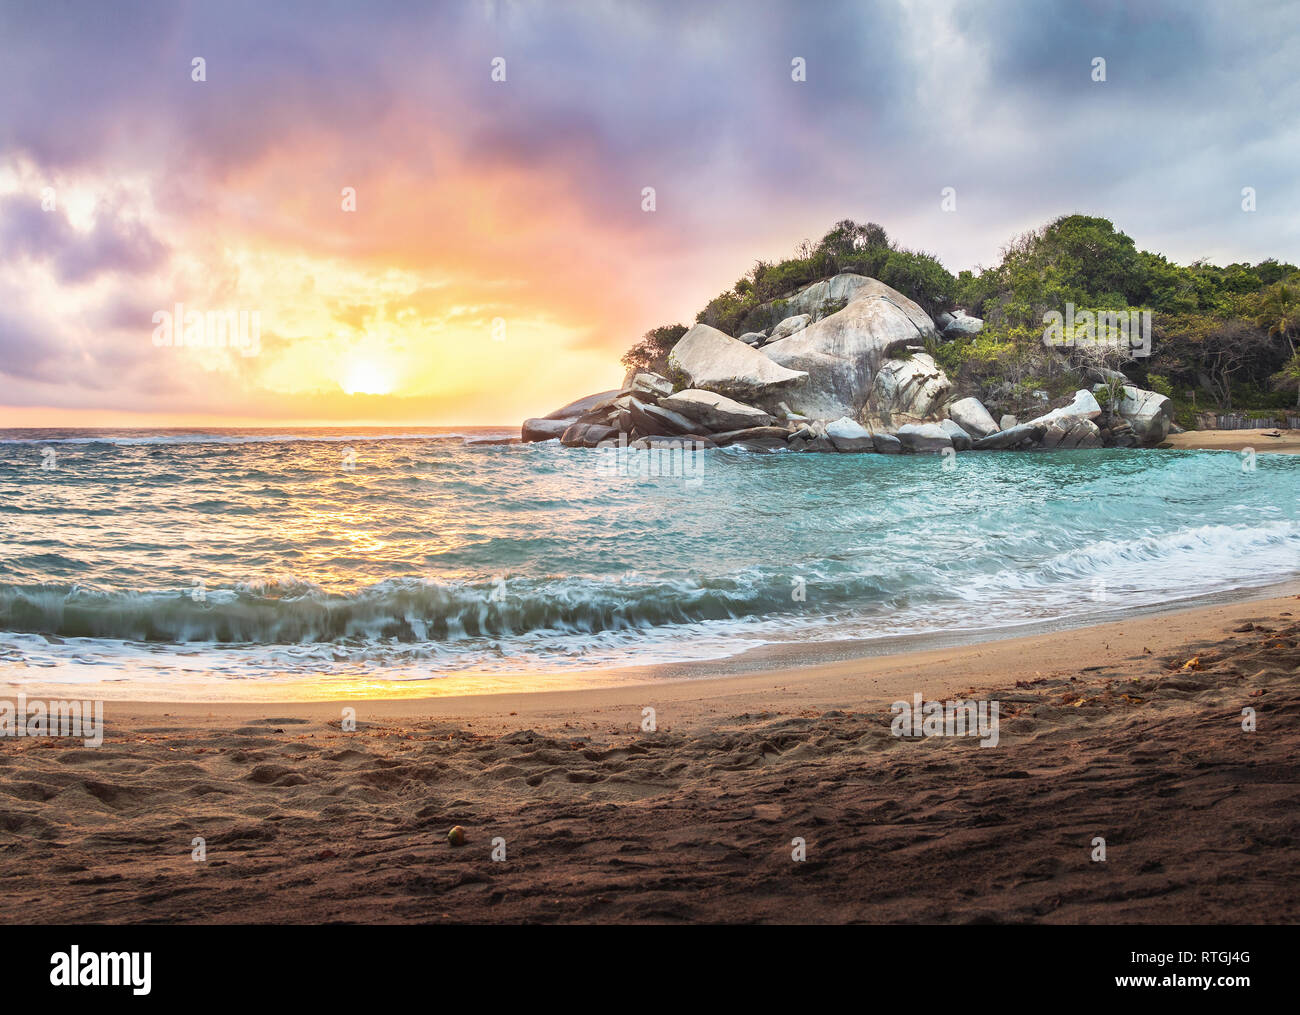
1164,428,1300,454
2,591,1296,924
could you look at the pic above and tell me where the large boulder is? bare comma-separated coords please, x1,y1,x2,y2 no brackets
626,396,695,436
1099,384,1173,444
972,423,1046,450
1027,389,1102,428
946,396,1000,438
560,423,618,448
629,372,673,400
870,353,952,420
708,425,794,447
522,418,573,442
761,277,938,420
769,314,812,342
872,433,903,454
668,323,807,403
897,423,952,454
938,419,973,450
657,389,775,432
942,310,983,337
825,416,874,452
1039,415,1103,450
544,389,622,420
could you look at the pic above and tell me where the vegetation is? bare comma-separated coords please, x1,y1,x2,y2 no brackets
621,214,1299,419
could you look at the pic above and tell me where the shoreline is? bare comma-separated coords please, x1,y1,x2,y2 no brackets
1,590,1296,923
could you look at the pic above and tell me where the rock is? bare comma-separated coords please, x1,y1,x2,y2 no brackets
935,311,954,331
630,372,674,399
1098,384,1173,444
938,419,973,450
668,323,808,403
999,414,1019,431
657,389,776,432
737,331,767,346
942,310,983,337
762,277,937,420
448,826,466,847
626,396,695,436
872,433,903,454
825,416,875,452
769,314,812,341
708,425,794,446
1039,414,1103,450
871,353,951,419
946,396,1000,438
897,422,953,454
972,423,1046,450
1027,389,1102,428
521,418,573,442
561,423,618,448
543,389,623,420
729,437,789,452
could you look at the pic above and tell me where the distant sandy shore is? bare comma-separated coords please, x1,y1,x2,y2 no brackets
1164,427,1300,454
1,590,1297,923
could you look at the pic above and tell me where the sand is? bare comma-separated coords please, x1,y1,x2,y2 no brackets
1,592,1297,924
1163,427,1300,454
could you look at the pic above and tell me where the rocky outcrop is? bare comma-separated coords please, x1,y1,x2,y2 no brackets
946,396,1000,438
668,323,808,403
544,389,622,420
1100,384,1173,444
872,433,903,454
939,419,973,450
1039,415,1103,449
657,390,775,432
942,310,983,337
999,414,1019,431
762,277,939,420
897,423,952,453
870,353,951,420
972,423,1046,450
825,416,874,451
769,314,811,342
521,418,574,442
1027,389,1102,428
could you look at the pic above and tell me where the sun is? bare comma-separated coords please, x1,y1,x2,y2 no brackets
340,360,395,396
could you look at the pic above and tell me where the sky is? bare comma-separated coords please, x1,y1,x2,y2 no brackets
0,0,1296,427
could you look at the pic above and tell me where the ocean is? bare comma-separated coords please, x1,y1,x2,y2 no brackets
1,427,1296,700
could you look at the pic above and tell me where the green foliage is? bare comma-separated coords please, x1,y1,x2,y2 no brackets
620,213,1298,414
620,323,688,376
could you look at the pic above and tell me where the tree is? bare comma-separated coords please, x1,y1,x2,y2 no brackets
620,323,687,376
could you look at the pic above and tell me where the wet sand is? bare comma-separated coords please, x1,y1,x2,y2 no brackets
1164,427,1300,454
0,594,1297,923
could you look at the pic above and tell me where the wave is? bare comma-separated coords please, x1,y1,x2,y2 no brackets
0,575,808,645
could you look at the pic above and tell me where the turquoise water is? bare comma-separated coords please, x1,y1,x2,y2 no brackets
0,427,1296,697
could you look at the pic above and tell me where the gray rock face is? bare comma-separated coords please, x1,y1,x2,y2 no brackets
560,423,618,448
668,323,808,403
522,418,573,442
657,389,775,432
737,331,767,346
871,353,952,420
1039,415,1103,450
1099,384,1173,444
999,415,1019,431
543,389,622,421
769,314,812,342
938,419,973,450
708,425,794,446
935,311,955,331
825,416,874,451
1027,389,1102,428
762,277,938,420
897,422,953,453
946,396,1000,438
872,433,903,454
626,396,695,436
630,372,674,399
972,423,1046,450
942,310,983,337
